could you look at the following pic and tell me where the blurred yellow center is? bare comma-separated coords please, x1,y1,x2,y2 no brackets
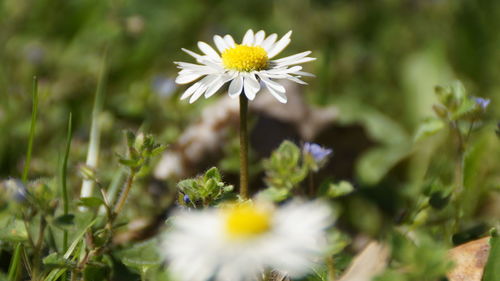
224,203,272,239
221,45,268,72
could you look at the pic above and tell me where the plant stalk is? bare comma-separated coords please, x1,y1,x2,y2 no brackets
113,170,137,215
239,94,249,199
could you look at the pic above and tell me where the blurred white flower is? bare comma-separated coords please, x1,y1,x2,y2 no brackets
175,29,315,104
162,200,333,281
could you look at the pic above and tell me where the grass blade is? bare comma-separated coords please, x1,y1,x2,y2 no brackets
21,76,38,183
80,58,107,200
61,113,73,252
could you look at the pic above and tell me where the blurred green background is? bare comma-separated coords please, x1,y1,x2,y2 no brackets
1,0,499,229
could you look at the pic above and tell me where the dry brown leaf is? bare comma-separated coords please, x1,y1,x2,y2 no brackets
447,236,490,281
337,241,389,281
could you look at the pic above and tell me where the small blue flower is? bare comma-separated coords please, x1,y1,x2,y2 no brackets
303,142,333,162
183,194,191,204
152,76,176,98
474,97,491,110
4,179,28,202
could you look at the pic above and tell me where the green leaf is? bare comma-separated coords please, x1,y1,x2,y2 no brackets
43,253,74,269
414,118,445,142
451,97,476,120
116,239,162,272
257,188,290,202
0,218,28,242
327,181,354,198
54,214,75,228
483,232,500,281
204,167,221,182
78,197,105,208
83,263,108,281
118,158,141,168
177,179,197,193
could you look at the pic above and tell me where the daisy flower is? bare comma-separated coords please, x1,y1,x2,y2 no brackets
175,29,315,104
162,200,333,281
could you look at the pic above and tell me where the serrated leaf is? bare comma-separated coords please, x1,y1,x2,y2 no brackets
204,167,221,182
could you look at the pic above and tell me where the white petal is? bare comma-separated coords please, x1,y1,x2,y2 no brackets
242,29,254,45
204,76,228,98
284,75,307,85
267,65,303,75
295,71,315,77
224,35,236,47
180,81,202,100
267,31,292,58
266,83,287,103
182,48,204,60
259,75,286,93
253,30,265,46
228,75,243,98
198,41,220,60
243,73,260,100
189,83,208,103
273,51,311,63
213,35,229,52
276,57,316,67
175,73,203,84
261,34,277,51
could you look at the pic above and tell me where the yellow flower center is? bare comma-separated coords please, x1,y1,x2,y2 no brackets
221,45,269,72
224,203,272,239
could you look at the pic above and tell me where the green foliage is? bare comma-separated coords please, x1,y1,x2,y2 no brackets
0,0,499,280
483,230,500,281
325,181,354,198
375,233,453,281
260,141,308,201
177,167,234,207
119,131,166,174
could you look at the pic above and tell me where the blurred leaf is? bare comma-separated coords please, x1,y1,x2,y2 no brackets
327,181,354,198
78,197,105,208
339,242,389,281
256,187,290,202
483,233,500,281
447,237,490,281
116,239,162,272
43,253,74,269
53,214,75,229
83,263,108,281
0,218,28,242
414,118,445,142
356,145,411,185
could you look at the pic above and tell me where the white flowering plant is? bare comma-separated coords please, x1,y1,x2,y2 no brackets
0,16,499,281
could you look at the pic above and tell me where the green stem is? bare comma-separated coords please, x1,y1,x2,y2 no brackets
239,95,249,199
22,76,38,183
326,256,336,281
7,244,22,281
61,113,73,252
113,170,137,215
